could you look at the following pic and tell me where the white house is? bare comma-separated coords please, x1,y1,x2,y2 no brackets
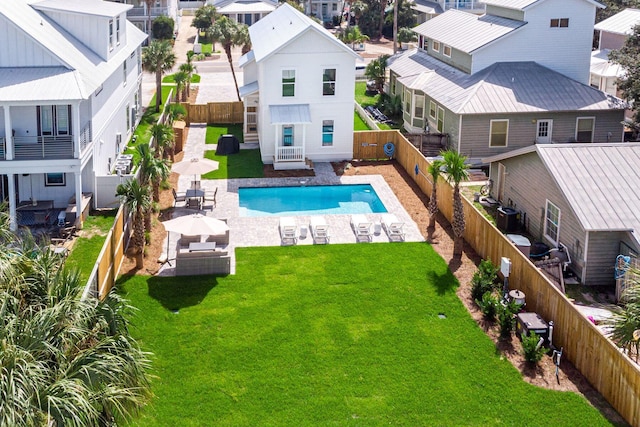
413,0,485,24
0,0,147,230
304,0,344,25
239,3,360,169
109,0,181,36
209,0,277,25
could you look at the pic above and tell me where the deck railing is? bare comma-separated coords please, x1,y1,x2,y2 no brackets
444,0,480,10
276,146,304,162
13,136,73,160
79,122,92,153
127,6,170,17
0,137,5,160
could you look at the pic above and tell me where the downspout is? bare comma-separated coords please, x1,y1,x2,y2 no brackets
582,231,589,285
457,114,462,153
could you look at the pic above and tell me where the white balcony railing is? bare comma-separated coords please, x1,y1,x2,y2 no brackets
0,137,5,160
79,122,92,153
444,0,480,10
127,6,170,17
13,136,74,160
276,146,304,162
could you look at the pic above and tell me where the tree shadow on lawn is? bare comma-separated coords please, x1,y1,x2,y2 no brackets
426,267,458,296
119,275,219,312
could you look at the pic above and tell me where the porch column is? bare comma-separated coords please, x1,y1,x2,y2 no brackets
73,103,81,158
7,173,16,231
74,172,83,228
302,124,306,160
274,125,278,161
3,105,13,160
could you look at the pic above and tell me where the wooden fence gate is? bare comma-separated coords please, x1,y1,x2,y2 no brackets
181,101,244,124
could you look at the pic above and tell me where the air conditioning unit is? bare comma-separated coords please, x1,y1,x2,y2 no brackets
115,132,122,144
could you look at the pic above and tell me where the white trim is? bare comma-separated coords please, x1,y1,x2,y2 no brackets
322,67,337,97
536,119,553,144
281,68,297,98
489,119,509,147
443,45,451,58
437,106,444,133
582,231,589,282
429,100,436,120
432,40,440,52
414,94,424,119
575,116,595,143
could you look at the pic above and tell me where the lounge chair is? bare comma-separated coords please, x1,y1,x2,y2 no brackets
310,216,330,244
351,214,372,242
381,213,405,241
279,217,297,245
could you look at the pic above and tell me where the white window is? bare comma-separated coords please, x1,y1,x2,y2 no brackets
109,19,114,50
116,17,121,45
550,18,569,28
576,117,595,142
126,104,131,131
489,119,509,147
544,200,561,245
45,173,65,187
323,68,336,96
414,94,424,118
123,60,127,86
429,100,437,120
282,70,295,97
437,106,444,133
322,120,334,146
443,45,451,57
405,90,411,112
432,40,440,52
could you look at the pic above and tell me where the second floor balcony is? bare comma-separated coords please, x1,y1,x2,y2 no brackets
0,122,92,161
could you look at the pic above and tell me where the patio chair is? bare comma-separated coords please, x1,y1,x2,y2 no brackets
350,214,372,242
191,180,201,190
172,188,187,207
204,188,217,209
310,216,330,244
187,197,201,210
381,213,405,242
279,217,297,245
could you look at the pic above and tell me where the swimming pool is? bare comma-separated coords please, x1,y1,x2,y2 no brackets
238,184,388,217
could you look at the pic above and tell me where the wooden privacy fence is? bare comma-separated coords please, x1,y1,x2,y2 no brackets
353,130,399,160
355,130,640,426
181,101,244,124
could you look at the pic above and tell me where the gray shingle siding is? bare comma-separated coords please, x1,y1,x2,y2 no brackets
585,231,627,286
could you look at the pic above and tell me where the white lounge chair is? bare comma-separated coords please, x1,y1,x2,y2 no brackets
381,213,405,241
279,217,297,245
351,214,372,242
310,216,330,244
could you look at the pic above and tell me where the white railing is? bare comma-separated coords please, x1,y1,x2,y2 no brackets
13,136,73,160
444,0,480,10
79,122,92,153
127,6,170,17
0,137,5,160
276,146,304,162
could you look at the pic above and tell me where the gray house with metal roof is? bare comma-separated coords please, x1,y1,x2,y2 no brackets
483,143,640,286
387,0,627,163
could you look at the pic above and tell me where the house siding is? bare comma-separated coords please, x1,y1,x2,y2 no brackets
0,16,61,67
460,110,625,159
485,5,524,21
427,43,472,73
584,231,628,286
599,31,626,50
490,152,587,280
472,0,596,84
255,29,355,163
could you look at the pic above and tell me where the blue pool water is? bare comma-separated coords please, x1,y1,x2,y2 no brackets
239,184,388,217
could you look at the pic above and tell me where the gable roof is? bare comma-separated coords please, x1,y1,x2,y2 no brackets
594,8,640,35
0,0,146,100
389,49,625,114
214,0,277,14
248,2,359,63
32,0,130,17
486,143,640,241
412,0,443,15
482,0,604,11
413,9,525,53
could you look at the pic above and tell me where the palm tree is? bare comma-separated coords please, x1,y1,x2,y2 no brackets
0,210,152,426
338,26,369,50
606,277,640,361
116,179,151,269
209,17,242,101
150,122,175,161
427,159,444,229
138,144,170,204
364,54,389,94
142,40,176,112
172,70,188,102
442,150,469,256
179,60,196,99
235,23,252,55
165,103,187,126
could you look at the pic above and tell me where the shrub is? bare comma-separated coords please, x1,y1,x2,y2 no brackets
152,16,175,40
471,259,499,302
378,93,402,117
522,331,547,363
476,291,498,320
497,300,520,339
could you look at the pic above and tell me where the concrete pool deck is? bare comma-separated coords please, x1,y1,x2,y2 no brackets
157,125,424,276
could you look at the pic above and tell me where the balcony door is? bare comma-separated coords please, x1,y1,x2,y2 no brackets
37,105,71,138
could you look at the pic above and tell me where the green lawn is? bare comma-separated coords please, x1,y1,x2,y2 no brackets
65,210,118,283
354,110,371,130
202,148,263,179
355,81,381,107
120,244,613,426
162,73,201,84
205,123,244,144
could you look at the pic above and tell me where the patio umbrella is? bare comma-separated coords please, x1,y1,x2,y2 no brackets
171,157,219,181
162,213,229,236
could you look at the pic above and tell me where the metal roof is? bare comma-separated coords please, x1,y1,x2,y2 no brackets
595,8,640,35
269,104,311,124
0,0,147,100
0,67,83,101
239,80,259,97
538,144,640,240
32,0,130,17
248,3,359,63
413,9,525,53
217,0,276,14
481,0,540,10
412,0,443,15
388,49,626,114
239,50,255,67
590,49,625,78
